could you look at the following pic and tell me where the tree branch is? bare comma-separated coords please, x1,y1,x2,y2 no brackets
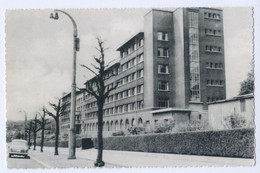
81,64,98,76
104,82,118,98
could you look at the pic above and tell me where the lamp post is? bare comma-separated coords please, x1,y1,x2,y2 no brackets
50,10,80,159
19,110,27,140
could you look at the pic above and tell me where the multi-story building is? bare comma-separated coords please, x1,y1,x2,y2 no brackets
63,8,226,138
60,91,83,141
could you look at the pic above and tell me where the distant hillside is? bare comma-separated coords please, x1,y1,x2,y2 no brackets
6,118,57,143
6,120,25,142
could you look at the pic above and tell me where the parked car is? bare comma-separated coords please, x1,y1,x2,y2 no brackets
8,139,29,158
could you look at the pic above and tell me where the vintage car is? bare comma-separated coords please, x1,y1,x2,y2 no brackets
8,139,29,158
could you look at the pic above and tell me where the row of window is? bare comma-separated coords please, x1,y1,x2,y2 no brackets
206,80,224,86
122,38,144,58
121,54,144,72
118,69,144,87
106,85,144,103
85,99,170,120
204,12,221,20
85,84,144,110
206,62,223,69
105,101,144,115
85,101,144,119
205,29,221,36
205,45,222,53
84,118,144,132
76,97,84,104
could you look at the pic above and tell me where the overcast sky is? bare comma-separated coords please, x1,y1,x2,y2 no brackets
5,8,253,121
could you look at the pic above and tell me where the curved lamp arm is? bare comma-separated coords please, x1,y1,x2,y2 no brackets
54,9,78,37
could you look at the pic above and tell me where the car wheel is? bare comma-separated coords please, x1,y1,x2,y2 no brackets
9,154,11,158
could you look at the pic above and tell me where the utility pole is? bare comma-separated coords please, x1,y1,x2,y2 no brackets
50,10,80,159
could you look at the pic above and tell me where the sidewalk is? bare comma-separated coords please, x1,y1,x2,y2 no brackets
29,146,255,168
28,148,118,168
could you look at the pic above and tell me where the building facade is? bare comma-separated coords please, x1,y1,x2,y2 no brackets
60,91,83,141
61,8,227,138
208,94,254,129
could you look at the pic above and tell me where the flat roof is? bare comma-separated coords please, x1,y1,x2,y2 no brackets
116,32,144,51
208,93,254,105
62,90,82,99
84,62,121,85
152,108,192,114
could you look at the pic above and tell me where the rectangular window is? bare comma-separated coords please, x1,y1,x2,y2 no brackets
158,81,169,91
130,88,135,96
137,85,144,94
119,92,123,99
130,103,135,111
138,38,144,47
124,90,129,98
115,107,118,114
137,69,143,78
158,48,169,57
158,32,169,41
188,11,200,102
134,43,137,50
158,64,169,74
137,54,144,63
124,104,128,112
137,101,144,109
110,108,114,115
119,106,123,113
158,99,169,108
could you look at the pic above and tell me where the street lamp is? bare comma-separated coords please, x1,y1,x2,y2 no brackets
50,9,80,159
19,110,27,140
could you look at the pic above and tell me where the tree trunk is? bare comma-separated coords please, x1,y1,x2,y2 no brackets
28,132,31,149
54,118,59,155
94,101,105,167
40,124,45,152
33,132,36,150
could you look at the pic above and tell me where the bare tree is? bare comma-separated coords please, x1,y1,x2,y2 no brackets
26,121,33,149
32,114,41,150
80,38,118,167
38,106,50,152
46,98,67,155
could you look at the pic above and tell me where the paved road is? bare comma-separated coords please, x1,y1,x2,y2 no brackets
7,155,45,169
6,146,255,168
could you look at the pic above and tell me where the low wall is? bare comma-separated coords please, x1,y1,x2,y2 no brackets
38,139,82,148
93,128,255,158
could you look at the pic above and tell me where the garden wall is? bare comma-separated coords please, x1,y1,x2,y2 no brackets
38,139,82,148
93,128,255,158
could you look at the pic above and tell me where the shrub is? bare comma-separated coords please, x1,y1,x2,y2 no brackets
112,130,125,136
223,114,247,129
154,119,175,133
173,120,211,132
128,126,145,135
93,128,255,158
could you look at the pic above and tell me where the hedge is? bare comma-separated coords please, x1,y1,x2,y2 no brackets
93,128,255,158
37,139,82,148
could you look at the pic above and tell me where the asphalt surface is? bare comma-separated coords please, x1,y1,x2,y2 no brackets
6,146,255,168
7,155,45,169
